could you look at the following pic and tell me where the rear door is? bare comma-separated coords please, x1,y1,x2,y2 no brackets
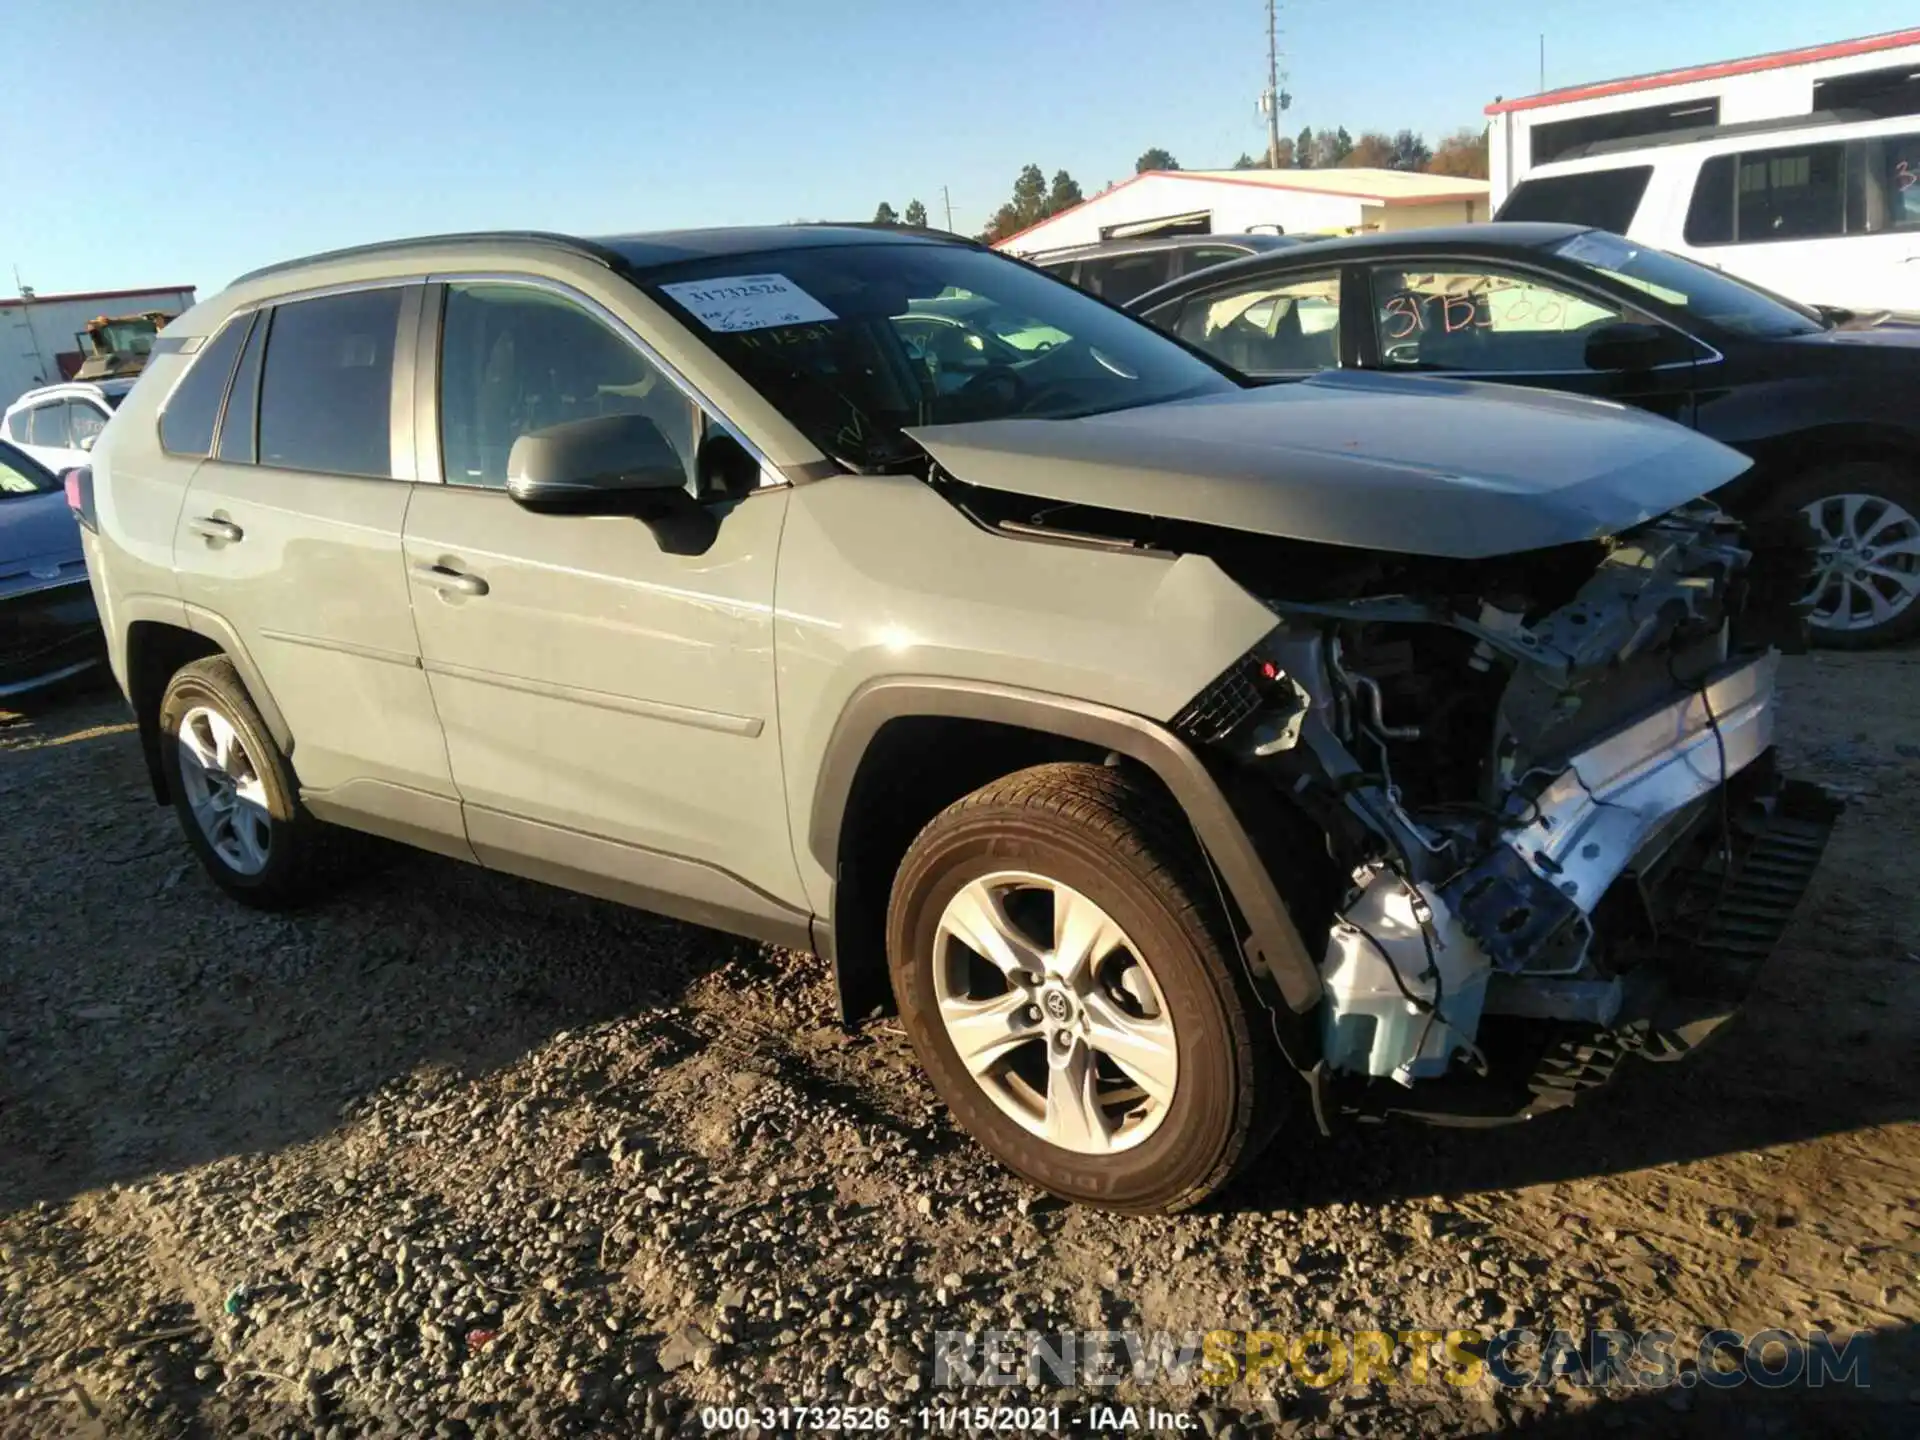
1358,256,1700,424
168,284,467,853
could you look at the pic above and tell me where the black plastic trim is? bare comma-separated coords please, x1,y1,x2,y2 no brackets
810,677,1326,1016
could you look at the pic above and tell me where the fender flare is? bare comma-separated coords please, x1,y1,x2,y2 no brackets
808,677,1324,1017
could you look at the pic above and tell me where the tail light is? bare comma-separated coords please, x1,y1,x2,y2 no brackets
63,465,97,533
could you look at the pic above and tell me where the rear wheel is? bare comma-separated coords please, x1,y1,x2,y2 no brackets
886,762,1283,1213
158,656,336,908
1763,462,1920,648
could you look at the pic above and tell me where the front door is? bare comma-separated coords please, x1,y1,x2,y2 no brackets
402,279,805,938
1360,260,1698,425
168,285,466,851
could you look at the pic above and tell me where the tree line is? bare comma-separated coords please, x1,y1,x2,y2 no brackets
950,129,1489,243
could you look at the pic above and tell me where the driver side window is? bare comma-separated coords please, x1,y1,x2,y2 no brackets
438,283,698,492
1369,265,1622,373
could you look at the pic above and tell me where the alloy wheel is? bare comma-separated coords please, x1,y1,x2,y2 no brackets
175,704,273,875
932,871,1178,1155
1801,491,1920,635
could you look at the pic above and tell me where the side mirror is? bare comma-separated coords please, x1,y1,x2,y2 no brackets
505,412,689,515
1584,321,1680,373
78,432,97,453
695,429,762,500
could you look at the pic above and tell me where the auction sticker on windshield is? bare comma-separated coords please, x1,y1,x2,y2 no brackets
659,274,838,333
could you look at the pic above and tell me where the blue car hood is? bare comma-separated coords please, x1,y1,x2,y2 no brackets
0,490,87,599
908,370,1752,560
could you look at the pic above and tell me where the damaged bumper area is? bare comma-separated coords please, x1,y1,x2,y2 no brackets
1168,500,1839,1123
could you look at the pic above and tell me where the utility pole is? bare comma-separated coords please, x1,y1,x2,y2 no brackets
941,185,953,232
1539,34,1546,92
1263,0,1283,168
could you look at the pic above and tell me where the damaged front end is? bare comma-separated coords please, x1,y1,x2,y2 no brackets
1169,500,1840,1123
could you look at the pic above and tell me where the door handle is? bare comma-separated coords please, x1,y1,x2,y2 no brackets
186,516,243,543
414,562,489,597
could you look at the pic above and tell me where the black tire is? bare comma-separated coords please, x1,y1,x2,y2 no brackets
886,762,1284,1213
158,655,334,909
1759,461,1920,650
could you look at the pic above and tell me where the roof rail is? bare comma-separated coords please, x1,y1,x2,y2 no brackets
1551,107,1876,163
230,231,623,286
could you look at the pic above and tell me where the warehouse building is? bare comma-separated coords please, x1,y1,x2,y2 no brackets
2,284,197,406
1487,26,1920,206
993,169,1490,257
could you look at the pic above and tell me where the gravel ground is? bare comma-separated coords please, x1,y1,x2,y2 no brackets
1,653,1916,1439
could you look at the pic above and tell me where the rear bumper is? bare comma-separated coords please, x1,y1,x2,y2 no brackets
0,580,105,697
1333,760,1839,1127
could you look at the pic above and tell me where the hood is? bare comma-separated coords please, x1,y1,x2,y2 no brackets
908,371,1752,560
1776,311,1920,355
0,491,86,599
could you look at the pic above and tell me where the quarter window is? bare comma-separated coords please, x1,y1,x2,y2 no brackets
1369,266,1624,373
1496,166,1654,233
437,283,698,492
257,288,401,478
5,410,27,442
160,315,253,458
1171,271,1342,374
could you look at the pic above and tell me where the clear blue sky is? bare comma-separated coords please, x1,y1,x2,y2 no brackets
4,0,1913,295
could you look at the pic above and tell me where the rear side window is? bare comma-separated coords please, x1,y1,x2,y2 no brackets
1496,167,1652,233
69,403,109,448
1180,245,1251,275
257,289,401,478
160,316,250,457
1688,142,1845,245
1078,251,1173,305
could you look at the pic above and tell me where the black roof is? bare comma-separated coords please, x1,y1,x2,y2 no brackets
232,225,968,287
1024,232,1304,262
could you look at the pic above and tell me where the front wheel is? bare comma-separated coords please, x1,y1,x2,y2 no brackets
1763,461,1920,648
886,763,1284,1213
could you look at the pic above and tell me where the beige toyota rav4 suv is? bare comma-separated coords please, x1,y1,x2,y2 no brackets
73,226,1834,1211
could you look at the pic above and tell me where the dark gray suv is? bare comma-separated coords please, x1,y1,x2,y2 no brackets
1025,233,1305,306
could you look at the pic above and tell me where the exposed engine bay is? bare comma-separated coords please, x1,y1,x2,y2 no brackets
947,474,1837,1113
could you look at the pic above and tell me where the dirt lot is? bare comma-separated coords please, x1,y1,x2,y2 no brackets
1,652,1916,1439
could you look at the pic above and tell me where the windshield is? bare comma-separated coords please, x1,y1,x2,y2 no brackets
0,443,57,496
1551,231,1823,339
644,242,1237,469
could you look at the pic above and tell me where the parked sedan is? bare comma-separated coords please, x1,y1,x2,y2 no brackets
1132,222,1920,646
0,440,102,697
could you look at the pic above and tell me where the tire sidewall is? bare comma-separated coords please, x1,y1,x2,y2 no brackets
890,809,1250,1212
158,662,306,900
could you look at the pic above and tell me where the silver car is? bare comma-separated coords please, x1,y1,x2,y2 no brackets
77,225,1834,1212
